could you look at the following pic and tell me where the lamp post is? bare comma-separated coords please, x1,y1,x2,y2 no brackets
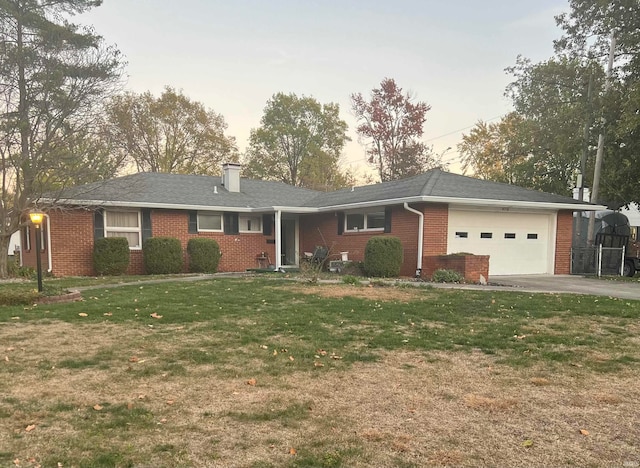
29,210,44,293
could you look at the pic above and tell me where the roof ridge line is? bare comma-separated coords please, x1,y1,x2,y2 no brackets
421,169,441,196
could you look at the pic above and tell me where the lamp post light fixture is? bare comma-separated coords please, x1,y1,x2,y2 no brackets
29,210,44,293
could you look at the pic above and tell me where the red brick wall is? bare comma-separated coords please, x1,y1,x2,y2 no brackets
299,203,449,277
555,210,573,274
27,208,278,277
423,254,490,283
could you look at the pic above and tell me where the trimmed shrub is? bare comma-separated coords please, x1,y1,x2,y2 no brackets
364,236,403,277
93,237,130,276
432,269,464,283
341,275,359,285
143,237,183,274
187,238,222,273
0,288,40,306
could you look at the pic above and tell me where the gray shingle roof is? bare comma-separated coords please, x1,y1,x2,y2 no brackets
304,169,590,207
56,169,593,211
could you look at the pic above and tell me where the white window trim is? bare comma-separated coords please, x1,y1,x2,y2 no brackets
197,211,224,232
345,210,385,233
23,225,31,251
104,209,142,250
239,214,262,233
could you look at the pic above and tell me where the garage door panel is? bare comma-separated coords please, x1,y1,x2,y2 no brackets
448,210,553,275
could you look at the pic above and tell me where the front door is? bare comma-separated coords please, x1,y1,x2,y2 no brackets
281,218,298,266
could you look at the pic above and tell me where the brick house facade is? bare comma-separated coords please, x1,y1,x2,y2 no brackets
20,166,601,279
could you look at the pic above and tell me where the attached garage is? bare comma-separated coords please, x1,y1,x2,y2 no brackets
447,209,556,275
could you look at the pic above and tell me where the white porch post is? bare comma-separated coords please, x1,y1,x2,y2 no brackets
275,210,282,269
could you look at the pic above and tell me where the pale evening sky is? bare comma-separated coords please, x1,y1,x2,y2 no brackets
79,0,569,180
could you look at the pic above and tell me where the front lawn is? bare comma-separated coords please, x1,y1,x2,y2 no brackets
1,278,638,467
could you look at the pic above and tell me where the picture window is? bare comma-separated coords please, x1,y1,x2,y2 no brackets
105,210,141,249
345,210,385,232
198,212,223,232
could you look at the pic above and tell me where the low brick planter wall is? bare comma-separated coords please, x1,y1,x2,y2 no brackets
37,290,82,304
423,255,490,283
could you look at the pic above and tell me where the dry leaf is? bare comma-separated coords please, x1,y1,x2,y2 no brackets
127,402,134,410
289,448,297,455
25,424,36,432
317,349,327,356
6,347,15,351
272,349,278,356
103,312,112,316
259,345,268,349
4,356,8,362
313,361,324,367
289,356,295,361
150,312,163,319
78,313,88,317
247,378,257,386
93,404,103,411
521,439,533,447
129,356,139,363
166,400,175,405
580,429,590,436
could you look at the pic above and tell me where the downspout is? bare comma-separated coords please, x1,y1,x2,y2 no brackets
275,210,282,270
403,202,424,277
45,214,52,273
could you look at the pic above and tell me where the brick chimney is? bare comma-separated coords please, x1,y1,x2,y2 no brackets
222,162,241,193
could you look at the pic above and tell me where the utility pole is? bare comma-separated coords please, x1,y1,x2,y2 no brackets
587,32,616,245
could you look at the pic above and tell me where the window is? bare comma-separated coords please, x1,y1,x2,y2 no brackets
455,231,468,239
480,232,493,239
239,215,261,233
527,233,538,240
198,212,223,232
504,233,516,239
105,210,141,248
22,225,31,251
345,210,385,232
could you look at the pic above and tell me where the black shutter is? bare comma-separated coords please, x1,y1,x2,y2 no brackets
337,212,344,235
224,212,239,234
188,211,198,234
262,214,272,236
141,209,152,242
384,207,392,233
94,209,104,241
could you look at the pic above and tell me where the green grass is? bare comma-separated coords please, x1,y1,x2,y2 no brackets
1,278,639,373
1,277,639,467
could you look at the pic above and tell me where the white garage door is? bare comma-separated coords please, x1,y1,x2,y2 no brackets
447,210,555,275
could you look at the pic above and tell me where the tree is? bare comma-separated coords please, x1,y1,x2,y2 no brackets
351,78,440,182
458,113,529,184
243,93,351,190
105,87,238,175
0,0,123,277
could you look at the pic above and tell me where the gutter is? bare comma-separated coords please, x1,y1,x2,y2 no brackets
403,202,424,277
46,214,52,273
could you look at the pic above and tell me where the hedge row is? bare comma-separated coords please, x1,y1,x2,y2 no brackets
92,237,221,275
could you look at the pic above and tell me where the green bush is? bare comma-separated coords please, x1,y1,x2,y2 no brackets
341,275,359,285
363,236,403,278
432,269,464,283
8,263,36,279
187,238,222,273
0,288,39,306
143,237,183,274
93,237,130,276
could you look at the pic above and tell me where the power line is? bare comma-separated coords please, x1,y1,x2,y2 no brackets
424,113,505,143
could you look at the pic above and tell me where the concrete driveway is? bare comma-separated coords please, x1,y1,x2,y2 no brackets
487,275,640,300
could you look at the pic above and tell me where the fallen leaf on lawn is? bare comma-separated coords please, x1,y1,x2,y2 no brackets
580,429,590,436
6,347,15,351
313,361,324,367
78,313,88,317
4,356,8,362
160,418,167,423
127,402,134,410
25,424,36,432
103,312,112,316
514,335,526,340
289,448,297,455
272,349,278,356
521,439,533,447
93,404,103,411
129,356,139,363
317,349,327,356
137,394,146,400
150,312,163,319
330,353,343,360
259,345,268,349
289,356,295,361
166,400,175,405
247,378,257,386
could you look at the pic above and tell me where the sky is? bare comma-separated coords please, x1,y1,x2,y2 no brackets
79,0,570,180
